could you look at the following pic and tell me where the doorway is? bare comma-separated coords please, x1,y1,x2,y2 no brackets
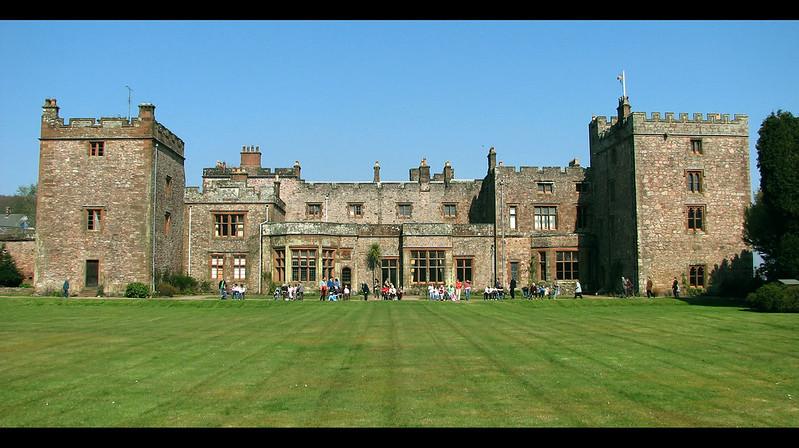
85,260,99,287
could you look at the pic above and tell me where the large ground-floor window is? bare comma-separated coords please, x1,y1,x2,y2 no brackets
556,251,579,280
381,258,398,285
273,249,285,282
292,248,317,282
455,257,473,282
211,254,224,280
689,265,705,287
410,250,445,284
322,249,335,280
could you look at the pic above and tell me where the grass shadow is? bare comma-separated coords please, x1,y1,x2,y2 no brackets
676,295,749,309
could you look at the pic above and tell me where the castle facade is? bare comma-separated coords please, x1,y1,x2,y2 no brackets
33,97,753,296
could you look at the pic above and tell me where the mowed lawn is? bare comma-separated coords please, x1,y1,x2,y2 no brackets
0,296,797,427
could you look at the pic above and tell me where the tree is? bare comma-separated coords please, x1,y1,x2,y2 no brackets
744,110,799,280
0,244,23,287
367,243,381,289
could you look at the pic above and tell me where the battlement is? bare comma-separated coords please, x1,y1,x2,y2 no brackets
154,122,185,155
185,180,285,208
40,99,185,154
591,111,748,140
496,164,586,179
202,165,297,178
637,111,748,124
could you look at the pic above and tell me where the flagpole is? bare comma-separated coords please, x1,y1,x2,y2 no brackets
622,70,627,98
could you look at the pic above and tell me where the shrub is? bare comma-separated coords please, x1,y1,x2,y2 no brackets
199,280,213,294
156,283,177,297
746,283,799,312
169,274,198,294
125,282,150,298
0,244,23,287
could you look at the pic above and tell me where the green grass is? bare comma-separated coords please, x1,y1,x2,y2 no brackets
0,296,797,427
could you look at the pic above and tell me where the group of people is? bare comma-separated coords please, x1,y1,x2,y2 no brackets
522,282,564,299
273,283,305,300
623,276,682,299
378,280,405,300
218,279,246,300
319,277,350,301
427,280,470,301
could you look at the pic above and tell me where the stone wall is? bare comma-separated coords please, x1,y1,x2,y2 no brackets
2,239,35,284
183,180,278,293
589,102,751,293
35,99,185,295
631,113,751,293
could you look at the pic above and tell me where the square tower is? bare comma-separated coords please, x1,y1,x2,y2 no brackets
35,99,185,295
589,97,752,294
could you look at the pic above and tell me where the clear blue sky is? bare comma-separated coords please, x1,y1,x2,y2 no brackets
1,20,798,196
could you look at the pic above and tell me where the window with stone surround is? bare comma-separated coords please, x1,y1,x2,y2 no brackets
687,205,705,231
398,203,413,218
509,261,520,283
164,212,171,234
576,205,588,230
214,213,245,237
537,182,554,194
233,255,246,280
274,249,285,283
381,258,398,286
291,248,317,282
534,206,557,230
347,203,363,218
86,208,103,231
89,141,105,157
165,176,172,199
410,250,445,284
210,254,224,280
306,203,322,218
556,251,579,280
691,139,703,155
538,251,548,281
509,206,518,229
689,265,705,287
322,249,335,280
455,257,473,282
687,170,703,193
443,203,457,218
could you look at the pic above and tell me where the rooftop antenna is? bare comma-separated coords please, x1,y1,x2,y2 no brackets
616,70,627,98
125,85,133,121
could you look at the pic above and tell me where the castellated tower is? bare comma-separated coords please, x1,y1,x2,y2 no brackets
588,97,751,294
35,99,185,295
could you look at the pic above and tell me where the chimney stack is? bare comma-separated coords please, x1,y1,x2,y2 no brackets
418,158,430,184
443,161,453,186
487,147,496,173
240,145,262,171
617,96,631,122
373,161,381,183
138,103,156,121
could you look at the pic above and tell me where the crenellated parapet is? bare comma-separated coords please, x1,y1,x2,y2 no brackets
202,166,299,178
591,110,748,141
495,164,587,181
40,99,185,157
185,180,286,209
154,121,185,156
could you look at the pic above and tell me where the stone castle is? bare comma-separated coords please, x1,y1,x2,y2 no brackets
32,96,753,296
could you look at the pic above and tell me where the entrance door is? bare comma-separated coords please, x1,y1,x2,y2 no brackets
85,260,99,287
341,267,352,288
